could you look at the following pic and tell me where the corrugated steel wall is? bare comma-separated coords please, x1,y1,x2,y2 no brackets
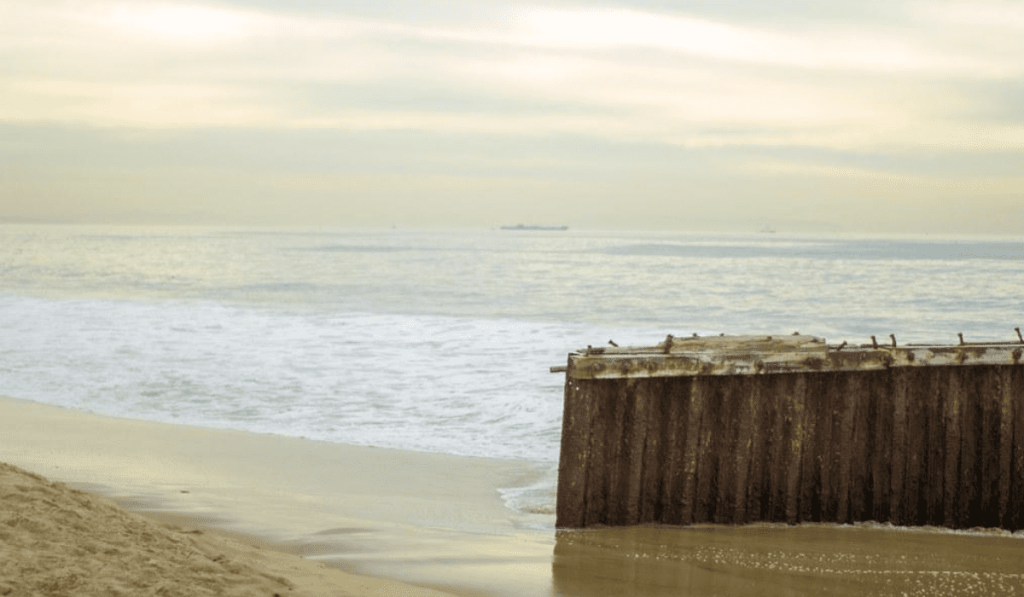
556,365,1024,529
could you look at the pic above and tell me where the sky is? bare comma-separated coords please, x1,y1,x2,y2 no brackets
1,0,1023,233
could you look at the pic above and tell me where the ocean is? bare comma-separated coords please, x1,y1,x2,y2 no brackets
2,225,1023,518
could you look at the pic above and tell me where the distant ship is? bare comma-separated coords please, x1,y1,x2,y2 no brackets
500,224,569,231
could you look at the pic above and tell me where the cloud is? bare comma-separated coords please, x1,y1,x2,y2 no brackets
2,1,1020,135
511,7,973,73
1,0,1023,232
101,4,261,43
921,1,1024,30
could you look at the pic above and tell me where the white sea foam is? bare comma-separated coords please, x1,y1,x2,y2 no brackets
0,295,662,464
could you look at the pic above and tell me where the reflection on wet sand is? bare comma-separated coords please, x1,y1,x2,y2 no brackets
552,524,1024,596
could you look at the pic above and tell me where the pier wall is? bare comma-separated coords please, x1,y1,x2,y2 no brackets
556,362,1024,529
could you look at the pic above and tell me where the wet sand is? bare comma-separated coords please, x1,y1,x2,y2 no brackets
3,395,1024,596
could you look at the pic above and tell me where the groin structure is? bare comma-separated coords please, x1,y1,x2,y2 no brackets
555,334,1024,530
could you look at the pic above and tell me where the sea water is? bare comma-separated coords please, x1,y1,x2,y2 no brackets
1,225,1023,518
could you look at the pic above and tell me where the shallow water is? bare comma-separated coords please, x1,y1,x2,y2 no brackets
551,524,1024,596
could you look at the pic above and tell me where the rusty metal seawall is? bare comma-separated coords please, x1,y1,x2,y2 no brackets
555,334,1024,530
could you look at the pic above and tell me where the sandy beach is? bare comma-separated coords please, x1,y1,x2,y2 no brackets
1,460,462,597
0,395,556,596
5,394,1024,596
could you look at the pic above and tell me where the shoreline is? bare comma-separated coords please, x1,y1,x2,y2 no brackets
0,395,558,597
1,460,462,597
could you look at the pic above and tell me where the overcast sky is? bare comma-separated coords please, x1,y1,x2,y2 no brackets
2,0,1023,233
